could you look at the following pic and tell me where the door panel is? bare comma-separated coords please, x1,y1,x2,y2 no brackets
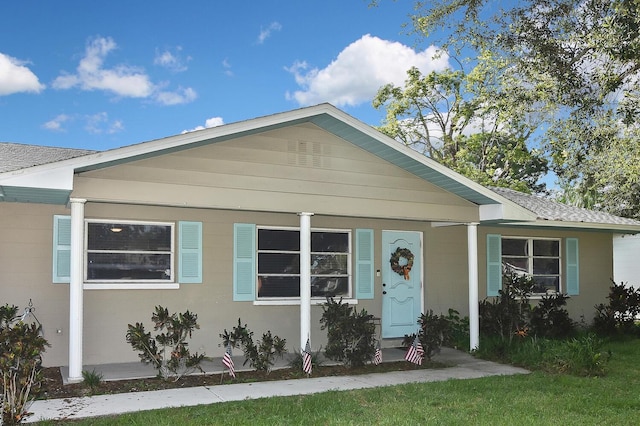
381,231,422,338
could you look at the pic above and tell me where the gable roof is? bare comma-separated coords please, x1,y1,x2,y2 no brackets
1,103,638,233
491,187,640,231
2,104,528,217
0,142,95,173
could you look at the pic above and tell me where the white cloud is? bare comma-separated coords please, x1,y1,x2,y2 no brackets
257,22,282,44
53,37,154,98
52,36,197,105
84,112,124,134
0,52,45,96
42,114,72,132
222,58,233,77
155,86,197,105
182,116,224,133
285,34,450,107
154,46,189,72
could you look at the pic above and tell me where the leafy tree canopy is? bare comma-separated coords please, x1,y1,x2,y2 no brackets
372,0,640,217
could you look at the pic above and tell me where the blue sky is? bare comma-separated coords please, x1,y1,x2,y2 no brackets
0,1,452,151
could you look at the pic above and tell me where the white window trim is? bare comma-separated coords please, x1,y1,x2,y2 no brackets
84,219,176,288
502,236,562,295
256,225,353,301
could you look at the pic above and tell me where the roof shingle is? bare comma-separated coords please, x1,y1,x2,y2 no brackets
0,142,95,173
491,187,640,226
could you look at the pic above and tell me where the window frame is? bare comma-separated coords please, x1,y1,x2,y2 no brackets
84,219,176,285
256,225,352,301
501,236,562,295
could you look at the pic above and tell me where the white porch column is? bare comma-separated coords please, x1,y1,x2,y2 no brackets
68,198,86,383
298,212,313,351
467,222,480,351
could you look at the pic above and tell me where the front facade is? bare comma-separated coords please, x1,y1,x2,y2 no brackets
2,104,638,381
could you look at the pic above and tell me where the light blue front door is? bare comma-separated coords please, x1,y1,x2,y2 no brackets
381,231,422,338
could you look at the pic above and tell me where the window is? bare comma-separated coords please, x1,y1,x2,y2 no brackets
85,220,174,282
502,237,560,293
256,227,350,299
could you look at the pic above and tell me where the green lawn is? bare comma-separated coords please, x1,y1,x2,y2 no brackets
36,339,640,425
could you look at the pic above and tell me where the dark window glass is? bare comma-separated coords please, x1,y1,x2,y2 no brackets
533,240,559,257
502,239,527,256
258,229,299,251
87,253,171,280
311,232,348,252
258,253,300,274
257,228,350,299
87,223,171,251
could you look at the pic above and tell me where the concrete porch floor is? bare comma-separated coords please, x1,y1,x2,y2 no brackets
60,347,460,384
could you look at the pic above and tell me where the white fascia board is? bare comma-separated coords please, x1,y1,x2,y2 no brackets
0,165,75,190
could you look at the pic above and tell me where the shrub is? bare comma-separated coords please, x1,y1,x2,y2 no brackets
126,306,205,381
444,308,470,351
593,281,640,336
82,369,103,393
220,319,286,374
320,297,376,367
417,310,450,361
403,309,470,360
479,272,534,341
530,293,576,339
288,347,324,373
1,303,48,425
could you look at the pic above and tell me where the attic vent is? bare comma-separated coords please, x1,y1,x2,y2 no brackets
287,140,328,168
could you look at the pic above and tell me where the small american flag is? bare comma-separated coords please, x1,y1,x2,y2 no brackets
222,343,236,378
302,338,312,375
373,342,382,365
405,336,424,365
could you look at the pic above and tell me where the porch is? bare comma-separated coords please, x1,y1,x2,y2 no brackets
60,346,478,384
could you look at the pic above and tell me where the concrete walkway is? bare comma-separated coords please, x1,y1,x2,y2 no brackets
26,348,528,423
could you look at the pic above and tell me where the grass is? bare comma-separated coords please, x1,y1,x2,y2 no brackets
34,339,640,425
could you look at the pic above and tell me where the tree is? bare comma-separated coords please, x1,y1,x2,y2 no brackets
373,62,549,192
379,0,640,216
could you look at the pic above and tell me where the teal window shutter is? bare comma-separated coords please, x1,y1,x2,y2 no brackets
178,221,202,283
355,229,374,299
53,215,71,283
233,223,256,301
486,234,502,297
565,238,579,295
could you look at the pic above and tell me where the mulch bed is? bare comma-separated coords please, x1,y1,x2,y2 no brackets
39,360,445,400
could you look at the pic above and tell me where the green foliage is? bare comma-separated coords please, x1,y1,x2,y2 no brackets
444,308,470,351
220,319,286,374
82,369,103,392
530,293,576,339
125,306,205,381
320,297,376,367
388,0,640,217
373,66,548,193
593,281,640,336
0,303,48,425
287,347,324,373
547,334,611,376
479,273,534,341
476,333,610,376
404,309,467,361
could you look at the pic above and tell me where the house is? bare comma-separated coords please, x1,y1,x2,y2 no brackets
2,103,639,382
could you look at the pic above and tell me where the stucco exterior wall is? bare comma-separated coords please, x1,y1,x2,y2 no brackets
0,199,616,367
477,226,614,322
